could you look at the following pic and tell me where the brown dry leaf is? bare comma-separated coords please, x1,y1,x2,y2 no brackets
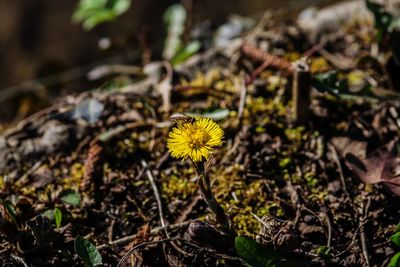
385,177,400,196
331,136,367,159
156,77,172,112
31,165,55,189
345,139,400,196
132,223,150,245
128,223,150,267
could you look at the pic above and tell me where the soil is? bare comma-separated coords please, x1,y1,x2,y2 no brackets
0,1,400,266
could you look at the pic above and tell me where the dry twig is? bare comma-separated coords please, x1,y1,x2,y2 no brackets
97,221,191,250
359,197,371,267
241,43,294,72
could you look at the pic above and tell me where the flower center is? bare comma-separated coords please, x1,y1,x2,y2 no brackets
186,125,211,149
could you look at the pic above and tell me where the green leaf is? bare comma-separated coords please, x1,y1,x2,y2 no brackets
311,71,341,95
389,17,400,32
388,251,400,267
60,190,81,207
42,209,54,220
82,10,116,30
365,0,400,42
235,236,282,267
391,232,400,247
163,4,186,27
162,4,187,60
54,208,62,229
72,0,131,30
396,224,400,232
365,0,393,41
74,236,103,267
202,109,230,121
312,71,377,102
73,0,108,22
316,245,331,259
1,200,18,226
111,0,131,14
171,41,201,66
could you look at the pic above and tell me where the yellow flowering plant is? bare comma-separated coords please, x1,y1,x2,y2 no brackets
167,115,233,234
168,117,224,162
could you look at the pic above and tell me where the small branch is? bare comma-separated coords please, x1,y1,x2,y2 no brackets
301,205,331,244
87,64,142,80
318,48,354,70
241,43,294,72
11,254,29,267
292,59,311,125
247,60,272,85
17,160,43,185
117,237,179,267
117,236,247,267
332,219,369,258
141,160,193,258
250,212,273,233
180,238,248,265
141,160,166,228
97,121,170,142
321,208,333,249
360,197,371,267
237,78,248,122
175,194,202,224
97,221,191,250
328,143,349,195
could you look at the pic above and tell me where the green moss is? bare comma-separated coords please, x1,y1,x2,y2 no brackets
304,172,319,187
231,206,260,237
247,97,288,117
230,203,285,237
266,203,285,217
255,126,266,133
161,171,197,201
290,174,302,183
279,158,292,169
284,127,305,143
0,175,4,191
309,189,328,203
19,186,36,196
63,163,85,189
310,57,330,73
115,137,137,158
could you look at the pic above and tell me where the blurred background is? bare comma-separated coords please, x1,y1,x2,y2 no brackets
0,0,337,126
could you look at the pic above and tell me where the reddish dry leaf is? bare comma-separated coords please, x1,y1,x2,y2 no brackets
127,223,150,267
345,139,400,196
331,136,367,159
384,177,400,196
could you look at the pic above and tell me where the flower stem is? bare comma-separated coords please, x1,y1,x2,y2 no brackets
193,161,234,235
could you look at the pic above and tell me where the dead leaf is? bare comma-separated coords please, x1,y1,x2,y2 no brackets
385,177,400,196
128,223,150,267
156,77,172,112
331,136,367,159
143,62,172,112
71,98,104,124
345,139,400,196
119,110,143,122
31,165,55,188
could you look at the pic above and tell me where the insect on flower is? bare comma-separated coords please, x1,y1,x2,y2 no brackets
167,116,224,162
169,113,196,125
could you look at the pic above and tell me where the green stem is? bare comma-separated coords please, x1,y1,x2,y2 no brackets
193,161,233,235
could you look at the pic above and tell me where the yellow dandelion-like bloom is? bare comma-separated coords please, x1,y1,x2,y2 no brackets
167,117,224,162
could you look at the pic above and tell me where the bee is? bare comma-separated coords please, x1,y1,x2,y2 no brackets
170,113,196,125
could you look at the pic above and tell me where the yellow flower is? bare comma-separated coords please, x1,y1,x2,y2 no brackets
167,117,224,162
